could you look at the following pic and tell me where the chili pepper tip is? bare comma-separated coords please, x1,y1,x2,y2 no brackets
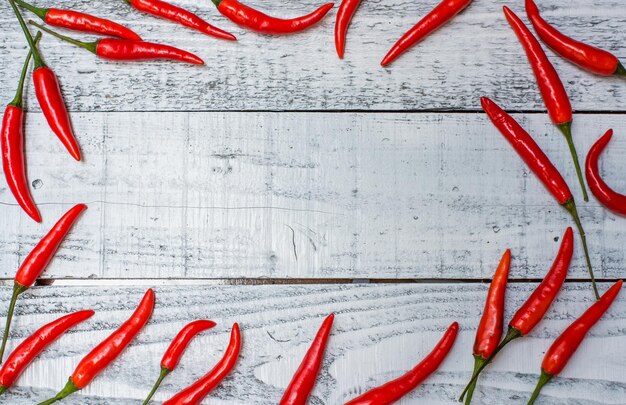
585,129,626,216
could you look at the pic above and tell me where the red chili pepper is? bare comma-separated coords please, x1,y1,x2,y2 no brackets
2,33,42,223
39,289,155,405
280,314,334,405
380,0,472,66
525,0,625,77
0,204,87,363
528,280,623,405
346,322,458,405
143,320,217,405
503,6,588,202
0,310,94,396
585,129,626,216
463,250,511,405
459,228,573,402
32,66,81,160
126,0,235,41
211,0,334,35
163,323,241,405
8,0,81,161
480,96,598,300
15,0,142,40
335,0,361,59
29,21,204,65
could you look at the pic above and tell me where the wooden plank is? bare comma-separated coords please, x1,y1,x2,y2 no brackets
1,111,624,280
1,0,625,111
0,283,623,404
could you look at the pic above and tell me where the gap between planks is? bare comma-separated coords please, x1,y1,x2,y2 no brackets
0,278,620,287
18,108,626,115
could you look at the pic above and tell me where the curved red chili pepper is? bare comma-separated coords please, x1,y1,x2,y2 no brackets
95,39,204,64
163,323,241,405
0,310,94,395
528,280,623,405
503,6,588,202
16,204,87,288
0,204,87,363
335,0,361,59
8,0,81,161
39,289,155,405
29,22,205,65
162,320,218,371
143,320,217,405
14,0,142,40
381,0,472,66
127,0,235,41
509,228,573,336
503,6,571,126
463,249,511,405
2,35,42,223
585,129,626,216
212,0,334,35
280,314,334,405
481,97,571,204
346,322,458,405
1,106,40,222
525,0,624,77
459,228,573,402
480,96,598,300
33,67,81,161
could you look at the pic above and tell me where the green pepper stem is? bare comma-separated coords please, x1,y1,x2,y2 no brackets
0,283,28,363
558,122,589,202
7,0,44,68
210,0,222,7
463,355,485,405
28,20,98,54
563,199,600,300
527,370,553,405
37,379,79,405
0,385,7,396
142,367,170,405
13,0,47,20
615,62,626,77
459,327,522,402
10,31,42,107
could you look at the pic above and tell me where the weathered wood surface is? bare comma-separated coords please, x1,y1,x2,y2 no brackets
0,283,623,404
1,112,624,280
1,0,626,111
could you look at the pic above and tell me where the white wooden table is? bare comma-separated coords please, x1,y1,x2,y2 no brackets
1,0,625,403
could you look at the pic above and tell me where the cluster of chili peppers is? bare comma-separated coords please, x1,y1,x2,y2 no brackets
457,3,626,397
0,216,244,404
2,0,341,222
459,233,622,404
1,1,624,404
504,1,626,218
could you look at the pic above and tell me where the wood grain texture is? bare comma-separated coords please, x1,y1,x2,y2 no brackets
0,283,623,404
0,0,625,111
1,112,624,280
